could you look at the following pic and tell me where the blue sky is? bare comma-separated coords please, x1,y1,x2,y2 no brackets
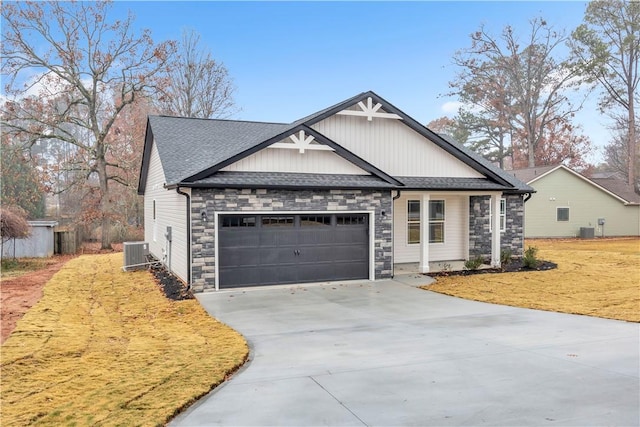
118,2,605,162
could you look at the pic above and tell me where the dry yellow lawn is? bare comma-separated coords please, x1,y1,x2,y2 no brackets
1,253,248,426
425,238,640,322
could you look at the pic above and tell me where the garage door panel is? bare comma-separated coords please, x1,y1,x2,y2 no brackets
333,262,368,279
218,231,260,248
298,229,336,245
297,262,335,282
219,248,260,267
299,245,339,263
218,268,261,287
259,247,297,265
334,229,367,244
219,213,369,288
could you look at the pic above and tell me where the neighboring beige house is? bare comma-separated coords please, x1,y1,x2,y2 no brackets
511,165,640,238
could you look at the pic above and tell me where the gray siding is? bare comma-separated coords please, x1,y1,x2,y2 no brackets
190,188,393,292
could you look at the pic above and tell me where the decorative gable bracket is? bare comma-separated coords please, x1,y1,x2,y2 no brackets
336,97,402,121
269,130,334,154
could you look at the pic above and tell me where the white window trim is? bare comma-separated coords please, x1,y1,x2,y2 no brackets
428,200,445,244
556,206,570,222
489,198,506,232
407,199,420,245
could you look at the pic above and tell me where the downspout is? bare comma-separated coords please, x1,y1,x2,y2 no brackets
391,190,401,278
176,187,191,287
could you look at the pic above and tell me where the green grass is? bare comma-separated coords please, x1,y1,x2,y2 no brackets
1,253,249,426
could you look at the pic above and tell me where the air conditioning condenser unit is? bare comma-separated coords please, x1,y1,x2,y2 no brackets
123,242,149,271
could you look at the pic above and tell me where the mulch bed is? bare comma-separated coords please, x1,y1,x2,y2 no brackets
429,259,557,277
148,261,194,301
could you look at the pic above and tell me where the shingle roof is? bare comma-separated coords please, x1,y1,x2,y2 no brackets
396,177,513,191
508,165,559,184
591,178,640,204
140,91,536,194
437,134,534,193
185,171,396,189
148,116,290,185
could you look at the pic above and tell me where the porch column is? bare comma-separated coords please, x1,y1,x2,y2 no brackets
419,193,430,273
490,193,502,268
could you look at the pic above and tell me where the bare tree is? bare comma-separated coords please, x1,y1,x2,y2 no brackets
155,29,235,118
571,0,640,190
1,1,175,248
450,18,587,168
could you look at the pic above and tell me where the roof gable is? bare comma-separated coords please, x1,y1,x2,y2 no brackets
512,164,639,205
139,91,534,193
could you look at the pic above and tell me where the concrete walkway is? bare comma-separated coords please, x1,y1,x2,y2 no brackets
171,277,639,426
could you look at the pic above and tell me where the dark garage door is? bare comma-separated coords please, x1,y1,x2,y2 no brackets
219,213,369,288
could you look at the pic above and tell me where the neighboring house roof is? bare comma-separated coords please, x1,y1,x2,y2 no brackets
509,165,558,184
510,164,640,205
139,91,534,194
591,178,640,205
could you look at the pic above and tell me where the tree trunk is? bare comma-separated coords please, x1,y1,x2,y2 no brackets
97,156,111,250
628,93,637,192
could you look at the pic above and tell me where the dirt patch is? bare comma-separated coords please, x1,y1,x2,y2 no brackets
0,255,75,344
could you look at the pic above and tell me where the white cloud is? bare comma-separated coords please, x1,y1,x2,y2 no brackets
440,101,462,115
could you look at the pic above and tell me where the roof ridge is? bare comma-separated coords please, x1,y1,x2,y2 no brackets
148,115,288,126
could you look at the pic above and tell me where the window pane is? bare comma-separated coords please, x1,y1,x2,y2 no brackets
429,200,445,221
337,215,366,225
408,223,420,244
429,223,444,243
300,215,331,226
408,200,420,221
222,216,256,227
262,216,294,227
557,208,569,222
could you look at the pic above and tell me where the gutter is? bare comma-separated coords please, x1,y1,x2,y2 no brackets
391,190,401,279
176,187,191,286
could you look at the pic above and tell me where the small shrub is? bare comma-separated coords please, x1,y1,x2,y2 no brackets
464,256,484,270
501,248,513,266
523,246,539,268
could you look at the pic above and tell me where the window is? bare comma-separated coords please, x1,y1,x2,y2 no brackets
489,198,506,232
407,200,420,244
300,215,331,226
261,216,294,227
407,200,445,244
337,214,366,225
557,207,570,222
222,216,256,227
429,200,445,243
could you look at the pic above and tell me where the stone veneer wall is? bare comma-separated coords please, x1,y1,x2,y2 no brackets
190,188,393,292
468,194,524,259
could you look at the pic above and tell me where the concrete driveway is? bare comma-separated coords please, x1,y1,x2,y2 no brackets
171,277,639,426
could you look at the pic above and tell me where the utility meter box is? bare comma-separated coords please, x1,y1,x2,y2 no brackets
597,218,605,225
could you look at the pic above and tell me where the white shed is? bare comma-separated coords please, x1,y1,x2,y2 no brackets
2,220,59,258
